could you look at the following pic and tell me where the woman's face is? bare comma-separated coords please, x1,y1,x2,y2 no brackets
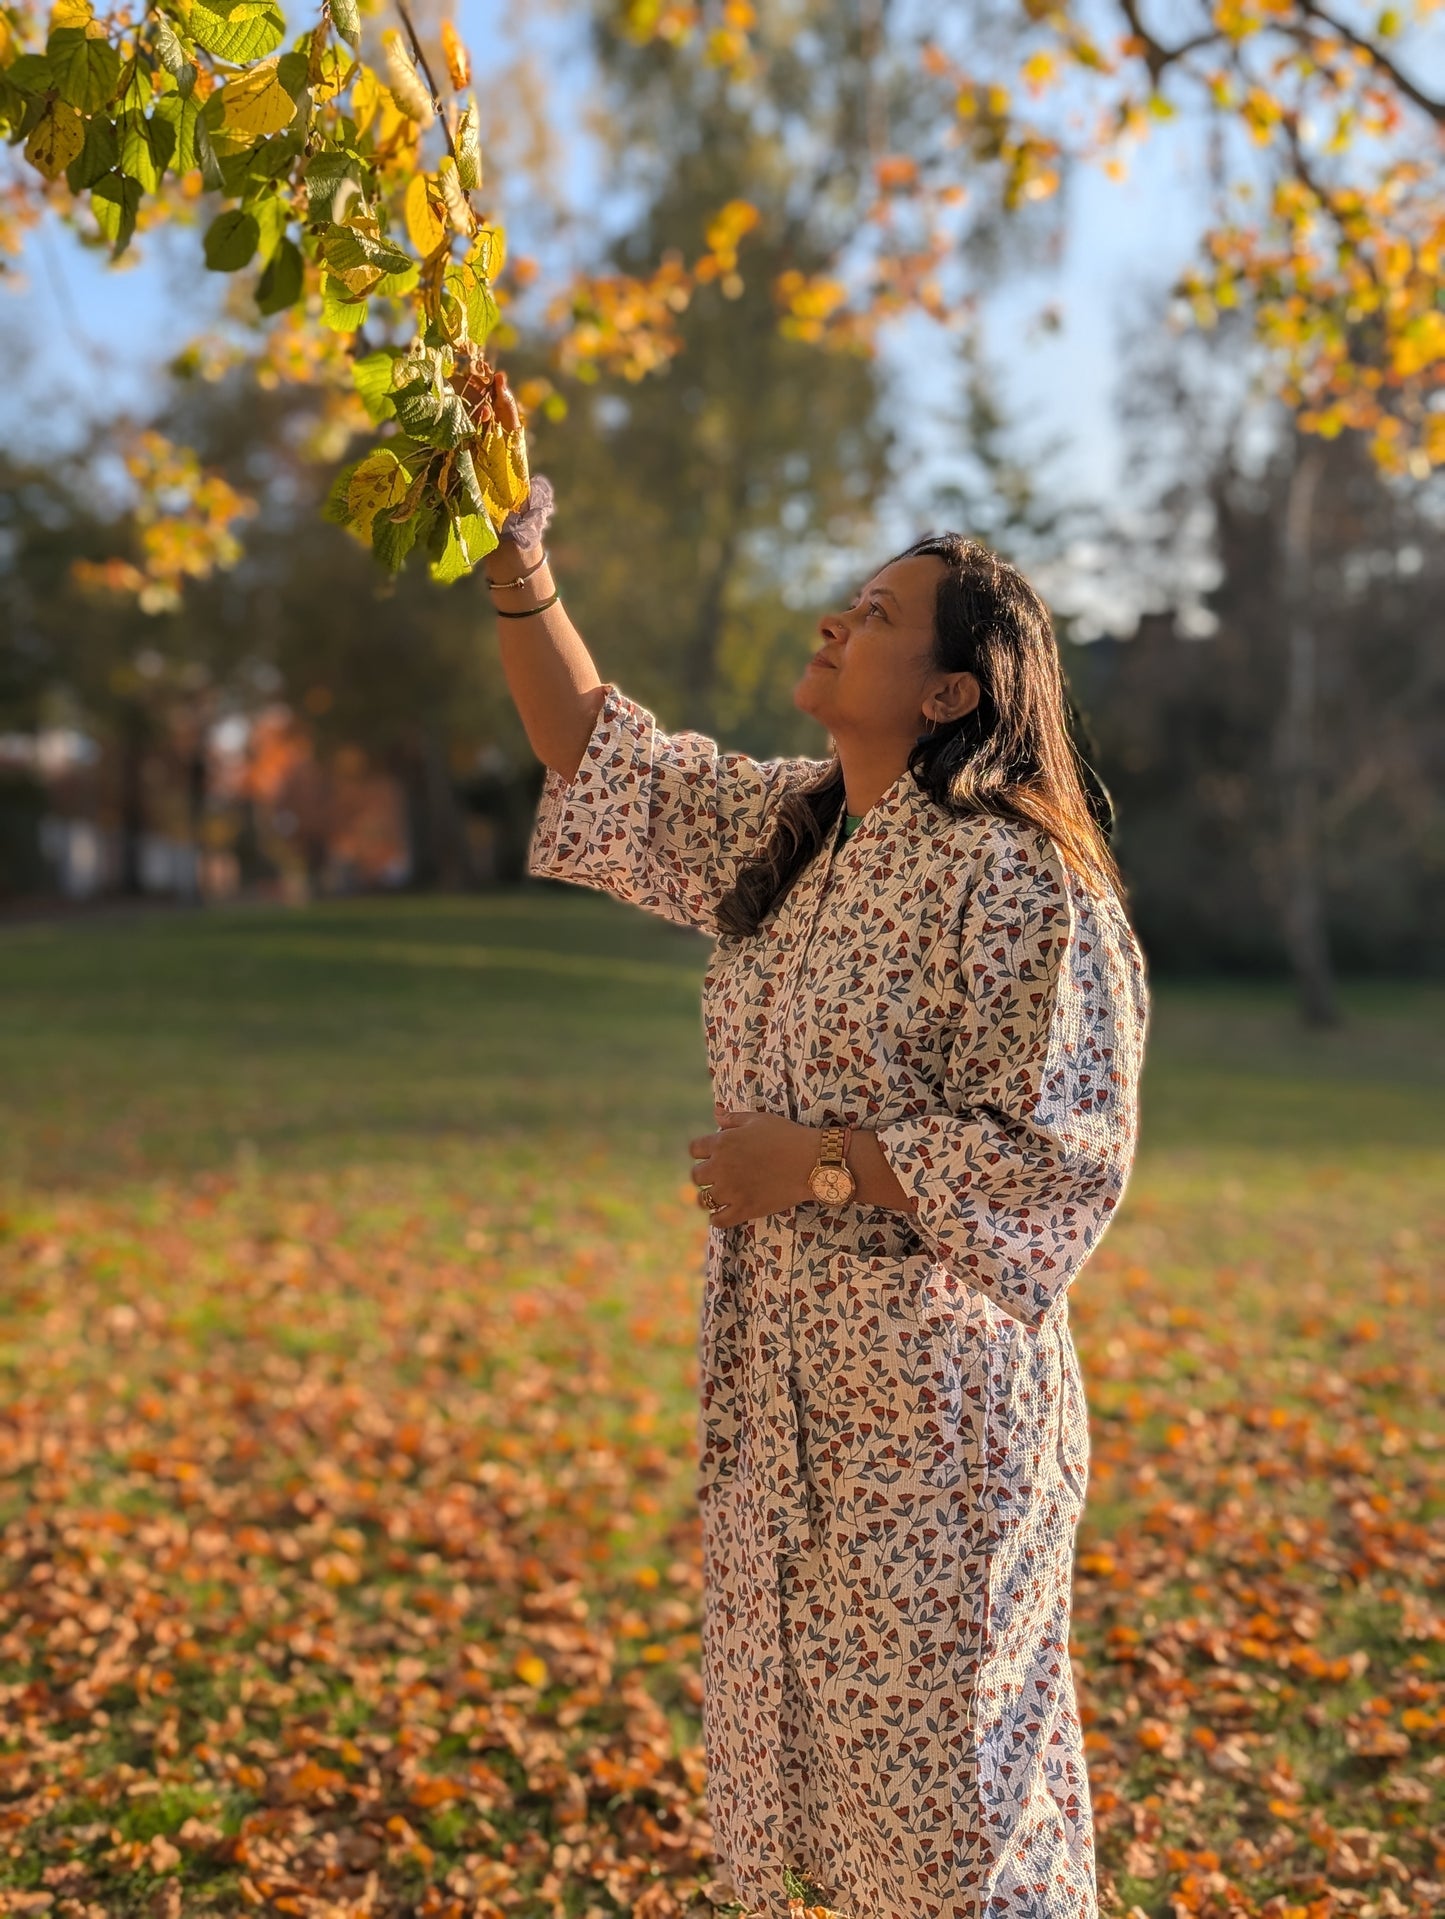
794,553,970,742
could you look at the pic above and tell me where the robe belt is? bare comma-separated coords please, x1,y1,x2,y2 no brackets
740,1220,817,1559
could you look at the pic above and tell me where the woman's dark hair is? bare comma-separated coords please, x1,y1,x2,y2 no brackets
716,533,1122,938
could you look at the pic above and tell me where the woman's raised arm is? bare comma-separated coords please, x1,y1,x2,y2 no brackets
483,375,604,779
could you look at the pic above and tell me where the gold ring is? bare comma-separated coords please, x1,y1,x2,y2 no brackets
696,1184,722,1213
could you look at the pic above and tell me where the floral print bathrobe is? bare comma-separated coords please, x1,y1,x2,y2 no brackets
528,687,1148,1919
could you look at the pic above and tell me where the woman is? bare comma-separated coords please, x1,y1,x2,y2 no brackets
486,378,1148,1919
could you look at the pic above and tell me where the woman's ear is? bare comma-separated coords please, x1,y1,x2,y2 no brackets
926,671,982,724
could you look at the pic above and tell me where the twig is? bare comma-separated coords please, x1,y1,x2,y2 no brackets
1115,0,1220,83
394,0,463,172
1298,0,1445,125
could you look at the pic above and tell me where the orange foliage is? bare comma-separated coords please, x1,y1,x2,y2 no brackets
0,1165,1440,1914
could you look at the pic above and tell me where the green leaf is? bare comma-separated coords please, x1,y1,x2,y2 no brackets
118,108,165,192
437,265,469,345
391,376,469,449
92,171,141,256
256,235,304,314
114,55,152,113
186,0,285,64
192,111,224,190
331,0,361,50
321,222,413,278
457,510,498,564
452,446,486,519
250,129,306,184
352,348,400,423
371,264,420,300
374,505,429,574
153,91,199,174
7,55,56,96
465,274,500,349
152,14,192,93
276,50,310,99
65,112,119,191
203,206,260,271
303,148,364,224
321,277,367,332
249,189,287,261
47,26,121,115
323,457,364,527
428,517,472,585
0,80,23,141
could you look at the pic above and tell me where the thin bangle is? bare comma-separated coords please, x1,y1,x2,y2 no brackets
493,588,561,619
485,549,548,591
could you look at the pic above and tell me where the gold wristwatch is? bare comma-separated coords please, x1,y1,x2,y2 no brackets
808,1124,856,1205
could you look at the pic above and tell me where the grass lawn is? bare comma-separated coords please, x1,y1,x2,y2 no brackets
0,892,1441,1919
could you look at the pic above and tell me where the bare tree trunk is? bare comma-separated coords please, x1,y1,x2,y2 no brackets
424,720,472,890
182,711,209,905
397,724,472,890
1277,437,1339,1028
117,704,147,898
685,478,746,730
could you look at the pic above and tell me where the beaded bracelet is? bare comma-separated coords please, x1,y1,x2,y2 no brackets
493,589,561,619
485,549,549,591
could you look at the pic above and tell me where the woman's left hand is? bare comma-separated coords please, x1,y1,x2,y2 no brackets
688,1108,816,1226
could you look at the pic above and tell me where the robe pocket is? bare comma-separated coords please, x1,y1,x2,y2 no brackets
1055,1338,1091,1508
816,1253,979,1562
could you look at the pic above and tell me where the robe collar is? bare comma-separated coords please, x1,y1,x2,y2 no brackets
838,759,939,846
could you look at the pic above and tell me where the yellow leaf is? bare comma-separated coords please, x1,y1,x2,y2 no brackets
25,100,85,180
350,63,383,138
216,60,297,144
404,173,446,257
382,28,434,126
468,224,505,281
49,0,92,26
436,153,473,234
476,422,529,515
514,1652,548,1688
440,18,470,90
347,449,410,531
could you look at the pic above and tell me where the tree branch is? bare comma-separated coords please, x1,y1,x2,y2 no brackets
1298,0,1445,124
1114,0,1221,83
394,0,463,170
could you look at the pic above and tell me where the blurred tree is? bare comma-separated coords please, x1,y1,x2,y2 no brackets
511,6,904,750
1073,326,1444,997
0,443,224,896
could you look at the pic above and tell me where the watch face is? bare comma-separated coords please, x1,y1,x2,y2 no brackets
810,1166,855,1205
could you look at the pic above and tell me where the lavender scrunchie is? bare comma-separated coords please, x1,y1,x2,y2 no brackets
499,473,555,552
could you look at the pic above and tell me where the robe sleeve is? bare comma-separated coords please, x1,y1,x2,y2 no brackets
876,823,1148,1330
526,683,830,935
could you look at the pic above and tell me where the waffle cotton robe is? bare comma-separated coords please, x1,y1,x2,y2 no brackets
527,686,1148,1919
